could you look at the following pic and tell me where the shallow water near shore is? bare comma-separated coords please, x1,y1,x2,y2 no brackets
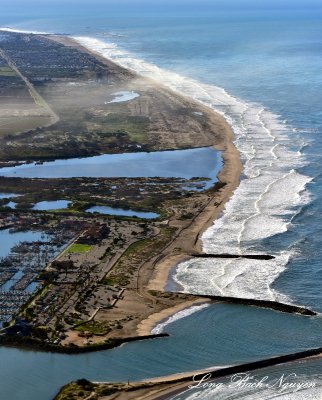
1,303,322,400
72,26,320,310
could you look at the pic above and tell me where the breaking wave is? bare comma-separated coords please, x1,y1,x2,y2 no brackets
0,27,50,35
73,37,311,302
151,303,210,334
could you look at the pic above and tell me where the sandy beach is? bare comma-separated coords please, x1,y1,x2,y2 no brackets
46,34,243,339
136,298,210,336
0,30,242,350
146,118,242,293
135,107,242,334
1,5,321,400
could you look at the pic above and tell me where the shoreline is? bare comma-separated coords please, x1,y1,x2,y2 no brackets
146,134,242,293
134,126,242,334
0,24,319,400
54,350,322,400
0,333,169,355
137,110,242,334
47,34,243,337
136,298,211,336
0,30,242,353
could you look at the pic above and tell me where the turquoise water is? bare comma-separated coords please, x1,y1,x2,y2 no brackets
1,303,322,400
86,205,159,219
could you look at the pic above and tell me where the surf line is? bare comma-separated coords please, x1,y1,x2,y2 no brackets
169,294,317,316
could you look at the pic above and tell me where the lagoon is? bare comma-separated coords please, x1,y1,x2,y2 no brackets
1,303,322,400
86,205,159,218
32,200,71,211
0,148,221,184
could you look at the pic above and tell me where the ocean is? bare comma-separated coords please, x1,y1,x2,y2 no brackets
1,303,322,400
1,0,322,398
89,3,322,311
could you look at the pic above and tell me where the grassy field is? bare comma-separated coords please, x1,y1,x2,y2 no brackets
0,116,51,137
89,114,149,144
67,244,92,253
75,320,112,335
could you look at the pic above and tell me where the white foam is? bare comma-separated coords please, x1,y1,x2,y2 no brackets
72,36,311,303
173,252,293,302
151,304,210,334
0,27,50,35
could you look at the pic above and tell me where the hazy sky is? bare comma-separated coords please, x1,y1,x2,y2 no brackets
2,0,321,22
3,0,322,7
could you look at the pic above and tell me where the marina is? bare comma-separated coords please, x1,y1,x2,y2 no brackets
0,222,84,327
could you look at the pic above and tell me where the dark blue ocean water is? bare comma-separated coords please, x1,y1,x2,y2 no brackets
1,1,322,398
